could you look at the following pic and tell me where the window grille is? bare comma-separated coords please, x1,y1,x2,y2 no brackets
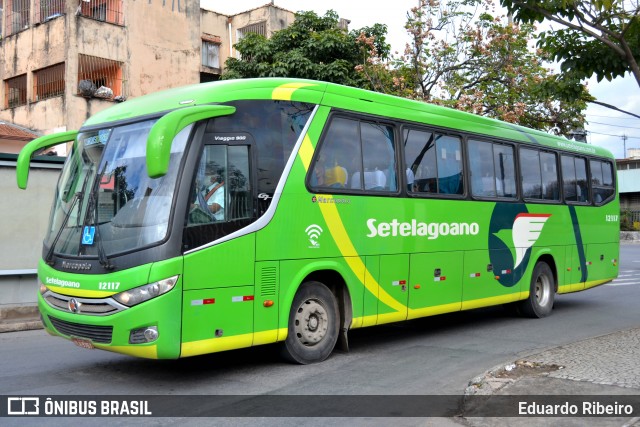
4,0,30,36
236,22,266,60
78,0,123,25
78,54,124,99
202,40,220,68
4,74,27,108
36,0,65,23
238,21,267,37
34,63,65,101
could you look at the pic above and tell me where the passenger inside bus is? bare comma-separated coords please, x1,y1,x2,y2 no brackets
203,169,225,221
324,160,348,188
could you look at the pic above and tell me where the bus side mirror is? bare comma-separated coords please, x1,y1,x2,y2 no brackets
16,130,78,189
146,105,236,179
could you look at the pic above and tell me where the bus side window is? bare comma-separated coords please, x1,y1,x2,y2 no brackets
575,157,590,203
590,159,615,204
469,139,495,197
561,155,578,202
469,139,515,199
406,129,463,196
404,128,436,194
494,144,516,197
310,117,360,190
540,151,559,201
360,121,396,192
520,148,543,199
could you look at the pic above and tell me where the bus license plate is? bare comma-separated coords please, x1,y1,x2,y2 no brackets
72,338,95,350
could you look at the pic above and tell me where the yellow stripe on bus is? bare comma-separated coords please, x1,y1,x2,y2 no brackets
181,329,287,358
95,344,158,359
558,279,612,294
460,293,522,311
46,286,115,298
299,135,409,321
181,333,254,358
584,279,611,290
272,82,317,101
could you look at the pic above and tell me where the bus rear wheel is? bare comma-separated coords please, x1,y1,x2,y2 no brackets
281,281,339,364
518,261,555,318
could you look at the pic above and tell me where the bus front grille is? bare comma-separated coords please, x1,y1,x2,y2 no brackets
48,316,113,344
43,291,125,316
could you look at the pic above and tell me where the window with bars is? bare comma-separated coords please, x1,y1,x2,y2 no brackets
4,0,30,36
36,0,65,23
238,21,267,37
78,0,123,25
236,22,267,60
202,40,220,69
34,63,65,101
5,74,27,108
78,54,124,99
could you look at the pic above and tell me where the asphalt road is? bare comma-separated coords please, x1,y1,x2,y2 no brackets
1,244,639,425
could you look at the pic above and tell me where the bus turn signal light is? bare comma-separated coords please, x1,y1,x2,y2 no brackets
263,300,274,308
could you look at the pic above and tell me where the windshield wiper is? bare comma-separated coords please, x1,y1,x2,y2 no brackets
45,162,95,265
45,191,82,265
85,161,115,270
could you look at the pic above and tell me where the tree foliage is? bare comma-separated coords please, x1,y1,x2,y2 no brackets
500,0,640,87
223,4,593,133
222,10,390,89
389,0,590,134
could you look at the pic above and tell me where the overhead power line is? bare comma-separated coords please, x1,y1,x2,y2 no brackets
588,130,640,139
588,120,640,130
587,113,640,121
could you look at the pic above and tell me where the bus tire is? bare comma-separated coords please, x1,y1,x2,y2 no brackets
518,262,555,318
281,281,339,364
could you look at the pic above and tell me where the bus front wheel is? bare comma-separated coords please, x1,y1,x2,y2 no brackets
518,262,555,318
281,281,339,364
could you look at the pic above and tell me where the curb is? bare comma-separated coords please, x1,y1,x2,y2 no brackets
0,304,42,333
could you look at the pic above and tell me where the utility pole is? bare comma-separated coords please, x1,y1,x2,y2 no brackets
621,134,628,158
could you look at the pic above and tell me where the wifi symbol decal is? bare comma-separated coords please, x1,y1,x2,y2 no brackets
305,224,323,248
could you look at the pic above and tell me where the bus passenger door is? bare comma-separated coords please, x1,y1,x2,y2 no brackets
372,254,409,325
408,252,463,319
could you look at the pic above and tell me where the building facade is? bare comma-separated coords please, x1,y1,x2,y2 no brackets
0,1,294,144
617,157,640,221
200,4,295,82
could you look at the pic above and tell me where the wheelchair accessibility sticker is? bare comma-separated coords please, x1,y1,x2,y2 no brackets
82,226,96,245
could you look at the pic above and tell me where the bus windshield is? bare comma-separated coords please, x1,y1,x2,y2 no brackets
45,119,190,259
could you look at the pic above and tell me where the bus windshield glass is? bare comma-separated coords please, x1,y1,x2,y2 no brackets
45,119,190,258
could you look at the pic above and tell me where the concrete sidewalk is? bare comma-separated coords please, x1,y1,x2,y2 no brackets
460,326,640,426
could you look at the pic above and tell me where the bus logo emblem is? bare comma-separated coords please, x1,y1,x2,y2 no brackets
68,298,81,313
512,213,552,269
82,226,96,245
305,224,323,248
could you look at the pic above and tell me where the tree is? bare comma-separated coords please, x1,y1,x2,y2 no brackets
500,0,640,86
394,0,590,134
222,10,389,89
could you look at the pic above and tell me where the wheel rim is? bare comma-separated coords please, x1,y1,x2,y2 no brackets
293,298,329,347
535,273,551,308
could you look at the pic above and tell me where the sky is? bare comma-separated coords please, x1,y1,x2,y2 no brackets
202,0,640,159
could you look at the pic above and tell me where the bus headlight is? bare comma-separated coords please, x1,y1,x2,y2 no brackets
112,275,179,307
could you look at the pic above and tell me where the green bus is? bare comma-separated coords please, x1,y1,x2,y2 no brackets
17,78,619,363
